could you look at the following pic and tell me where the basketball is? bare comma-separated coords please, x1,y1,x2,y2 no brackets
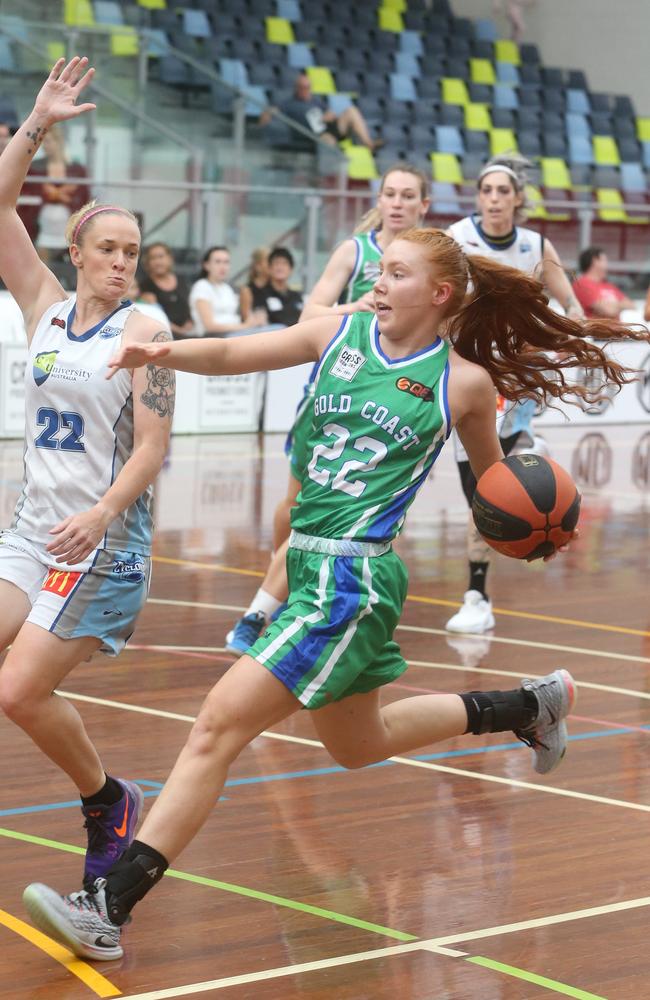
471,455,581,561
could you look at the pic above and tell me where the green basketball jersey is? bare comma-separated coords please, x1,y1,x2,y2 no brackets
340,230,383,303
291,312,451,543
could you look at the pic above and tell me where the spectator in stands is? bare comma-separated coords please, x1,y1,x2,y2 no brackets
139,242,193,338
249,247,304,327
0,121,15,154
644,286,650,323
19,125,89,259
572,246,636,318
261,73,380,151
239,247,269,321
189,246,265,336
493,0,536,43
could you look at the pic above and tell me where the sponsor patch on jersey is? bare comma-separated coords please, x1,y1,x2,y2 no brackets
395,376,435,403
329,347,367,383
42,568,82,597
112,555,146,583
363,261,381,283
519,242,532,253
33,350,59,386
50,317,66,329
99,325,122,340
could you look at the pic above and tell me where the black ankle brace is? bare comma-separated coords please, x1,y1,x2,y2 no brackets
461,688,538,736
104,841,168,925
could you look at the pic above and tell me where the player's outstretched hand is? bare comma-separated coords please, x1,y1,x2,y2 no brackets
107,341,172,378
33,57,96,127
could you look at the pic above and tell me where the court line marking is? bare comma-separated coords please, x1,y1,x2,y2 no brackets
150,556,650,638
56,690,650,813
0,906,121,997
146,598,650,666
466,956,606,999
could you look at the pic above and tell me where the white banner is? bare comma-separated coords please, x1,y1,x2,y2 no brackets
0,344,27,437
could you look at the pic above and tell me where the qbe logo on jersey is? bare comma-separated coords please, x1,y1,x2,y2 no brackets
330,347,367,383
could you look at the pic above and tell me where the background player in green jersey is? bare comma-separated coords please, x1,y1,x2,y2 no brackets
24,228,647,962
226,164,431,654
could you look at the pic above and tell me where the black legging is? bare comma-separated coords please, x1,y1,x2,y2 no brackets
456,432,522,507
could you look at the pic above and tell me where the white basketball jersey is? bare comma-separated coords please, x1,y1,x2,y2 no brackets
449,216,543,460
12,297,153,564
447,215,544,276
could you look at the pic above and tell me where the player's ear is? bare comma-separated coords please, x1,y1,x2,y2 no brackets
69,243,83,268
431,281,452,306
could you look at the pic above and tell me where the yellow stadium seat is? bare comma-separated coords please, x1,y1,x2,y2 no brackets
344,145,379,181
441,78,469,106
138,0,166,8
265,17,295,44
636,117,650,142
47,41,66,64
110,27,139,57
306,66,336,94
469,58,496,85
593,135,620,166
464,103,491,131
540,157,572,189
431,152,462,184
596,188,649,223
526,184,570,221
494,39,520,65
64,0,94,26
382,0,407,9
378,8,404,32
490,127,518,155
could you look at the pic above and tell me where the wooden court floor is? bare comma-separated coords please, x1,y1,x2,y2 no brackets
0,424,649,1000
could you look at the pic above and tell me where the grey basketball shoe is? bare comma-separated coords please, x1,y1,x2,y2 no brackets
516,669,577,774
23,879,123,961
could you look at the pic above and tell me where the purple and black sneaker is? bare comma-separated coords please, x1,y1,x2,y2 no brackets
82,779,143,889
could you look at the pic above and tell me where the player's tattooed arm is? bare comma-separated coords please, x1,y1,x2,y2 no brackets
25,125,47,156
140,330,176,418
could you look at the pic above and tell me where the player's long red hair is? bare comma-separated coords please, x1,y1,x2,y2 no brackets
399,227,648,405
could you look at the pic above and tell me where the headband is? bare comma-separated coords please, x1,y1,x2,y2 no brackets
477,164,521,188
71,205,131,245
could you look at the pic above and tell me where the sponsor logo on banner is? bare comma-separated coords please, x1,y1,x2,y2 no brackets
396,376,435,403
632,431,650,490
571,432,612,488
637,352,650,415
112,555,146,583
330,347,367,383
575,367,617,415
42,568,82,597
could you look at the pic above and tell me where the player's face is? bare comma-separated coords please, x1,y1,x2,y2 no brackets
204,250,231,282
374,240,447,336
477,171,522,229
146,245,173,278
377,172,429,233
75,215,140,299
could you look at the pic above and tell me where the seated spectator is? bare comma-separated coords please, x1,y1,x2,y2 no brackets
249,247,304,326
127,276,169,326
189,246,265,336
139,242,193,338
18,125,89,259
261,73,381,152
644,285,650,324
239,247,269,321
573,247,636,318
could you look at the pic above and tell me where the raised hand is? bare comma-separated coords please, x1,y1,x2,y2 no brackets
32,56,96,128
107,340,173,379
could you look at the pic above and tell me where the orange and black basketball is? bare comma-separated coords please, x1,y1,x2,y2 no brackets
471,454,581,561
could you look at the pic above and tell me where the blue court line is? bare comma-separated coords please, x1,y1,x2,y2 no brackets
0,725,645,819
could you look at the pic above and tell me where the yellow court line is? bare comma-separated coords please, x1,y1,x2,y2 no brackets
0,907,121,997
150,555,650,638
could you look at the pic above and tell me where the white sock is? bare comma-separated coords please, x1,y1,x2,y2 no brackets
245,588,282,621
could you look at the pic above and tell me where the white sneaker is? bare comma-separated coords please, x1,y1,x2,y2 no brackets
445,590,495,634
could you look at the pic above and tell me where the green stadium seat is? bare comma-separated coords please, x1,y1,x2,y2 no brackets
64,0,95,26
441,78,470,106
494,39,521,65
596,187,649,223
266,17,295,44
469,58,495,86
306,65,336,94
110,26,139,56
464,103,491,131
490,127,518,155
137,0,166,8
343,144,379,180
382,0,407,9
431,152,463,184
378,8,405,32
593,135,620,166
636,117,650,142
540,157,572,190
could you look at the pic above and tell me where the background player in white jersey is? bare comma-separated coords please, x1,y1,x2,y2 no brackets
24,228,647,962
445,154,585,635
226,165,430,653
0,59,174,888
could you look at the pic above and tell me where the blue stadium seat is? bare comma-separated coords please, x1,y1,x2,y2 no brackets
277,0,301,21
94,2,124,24
0,37,17,73
145,29,169,57
620,161,646,192
566,89,590,114
328,93,352,114
566,112,591,139
567,134,594,165
183,9,211,38
400,31,424,56
394,52,420,78
243,85,269,117
431,181,461,214
219,58,249,89
435,124,464,155
642,142,650,169
390,73,418,102
496,62,519,84
493,84,518,109
288,43,313,68
473,18,498,41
